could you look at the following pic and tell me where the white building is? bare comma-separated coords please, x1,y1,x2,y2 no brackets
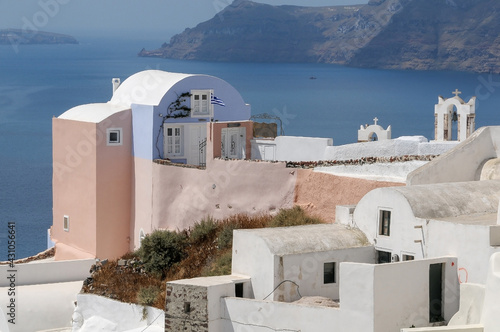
164,126,500,332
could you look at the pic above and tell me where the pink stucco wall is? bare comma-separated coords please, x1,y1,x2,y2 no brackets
148,158,296,232
52,118,98,260
95,113,132,259
52,111,132,260
131,157,153,250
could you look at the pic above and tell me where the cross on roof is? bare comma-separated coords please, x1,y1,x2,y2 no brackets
452,89,462,97
373,117,378,125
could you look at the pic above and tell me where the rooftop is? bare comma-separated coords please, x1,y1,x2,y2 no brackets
235,223,371,256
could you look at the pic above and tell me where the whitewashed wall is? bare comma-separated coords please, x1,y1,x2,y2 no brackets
223,258,458,332
252,135,456,164
408,126,500,185
315,161,427,183
232,231,275,301
401,325,484,332
251,136,333,162
0,258,94,287
350,187,423,259
281,247,375,302
0,281,83,332
221,297,342,332
72,293,164,332
323,137,456,161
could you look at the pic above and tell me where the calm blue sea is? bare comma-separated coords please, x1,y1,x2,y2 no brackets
1,37,500,260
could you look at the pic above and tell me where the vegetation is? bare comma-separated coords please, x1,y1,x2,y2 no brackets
268,205,322,227
82,207,324,309
136,229,187,278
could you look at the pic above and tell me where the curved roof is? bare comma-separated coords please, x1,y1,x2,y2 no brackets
392,180,500,220
58,103,129,123
109,70,195,107
236,224,370,256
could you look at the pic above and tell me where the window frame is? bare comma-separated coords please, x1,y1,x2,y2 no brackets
323,262,336,284
403,254,415,261
106,128,123,146
63,215,69,232
191,89,213,118
164,125,184,157
378,209,392,237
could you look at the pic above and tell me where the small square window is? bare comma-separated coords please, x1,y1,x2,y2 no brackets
107,128,122,146
63,215,69,232
379,210,391,236
324,262,336,284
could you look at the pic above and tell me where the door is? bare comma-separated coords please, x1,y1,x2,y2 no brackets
429,263,444,323
187,124,207,166
221,127,246,159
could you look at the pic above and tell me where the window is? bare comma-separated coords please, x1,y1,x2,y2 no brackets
403,254,415,261
377,250,392,264
191,90,212,117
379,209,391,236
63,215,69,232
324,262,336,284
165,126,183,156
107,128,122,146
235,283,244,298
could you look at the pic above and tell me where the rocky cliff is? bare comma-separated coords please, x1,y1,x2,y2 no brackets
139,0,500,73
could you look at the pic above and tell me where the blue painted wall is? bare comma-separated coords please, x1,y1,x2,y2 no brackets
132,104,155,160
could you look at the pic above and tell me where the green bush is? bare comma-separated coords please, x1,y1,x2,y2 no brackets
137,229,187,277
217,223,239,249
201,250,232,277
137,285,161,306
268,206,323,228
189,217,218,243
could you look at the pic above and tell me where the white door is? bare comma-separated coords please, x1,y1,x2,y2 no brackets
187,124,207,166
221,127,246,159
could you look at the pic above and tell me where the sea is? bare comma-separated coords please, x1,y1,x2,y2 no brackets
1,37,500,260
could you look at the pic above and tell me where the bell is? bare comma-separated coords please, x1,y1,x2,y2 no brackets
452,111,458,122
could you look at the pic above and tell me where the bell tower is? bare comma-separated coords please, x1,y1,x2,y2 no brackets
434,89,475,142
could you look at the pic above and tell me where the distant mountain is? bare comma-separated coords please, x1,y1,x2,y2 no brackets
139,0,500,74
0,29,78,45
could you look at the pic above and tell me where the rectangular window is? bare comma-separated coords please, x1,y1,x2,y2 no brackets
379,210,391,236
165,126,183,156
191,90,212,117
377,250,392,264
107,128,122,146
63,215,69,232
403,254,415,261
324,262,336,284
235,283,244,298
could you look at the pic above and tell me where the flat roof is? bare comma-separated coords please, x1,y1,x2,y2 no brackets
168,274,250,287
235,224,371,256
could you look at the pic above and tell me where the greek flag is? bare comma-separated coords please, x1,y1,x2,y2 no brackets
211,94,225,107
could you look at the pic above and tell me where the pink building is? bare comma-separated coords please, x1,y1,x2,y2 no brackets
50,70,296,260
51,70,403,261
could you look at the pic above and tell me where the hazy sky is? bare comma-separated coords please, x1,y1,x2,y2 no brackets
0,0,368,41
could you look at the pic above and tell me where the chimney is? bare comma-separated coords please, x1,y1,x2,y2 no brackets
112,78,121,95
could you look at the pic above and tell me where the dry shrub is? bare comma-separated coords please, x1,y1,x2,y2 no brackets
269,206,323,227
83,208,324,308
